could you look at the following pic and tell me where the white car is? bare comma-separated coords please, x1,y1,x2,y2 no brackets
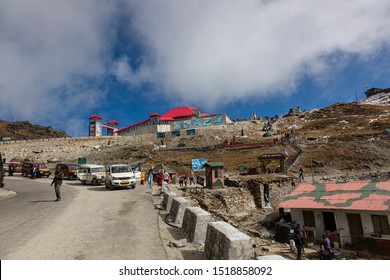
77,164,106,185
105,164,136,190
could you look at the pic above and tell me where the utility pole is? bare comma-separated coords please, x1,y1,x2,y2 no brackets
310,147,315,183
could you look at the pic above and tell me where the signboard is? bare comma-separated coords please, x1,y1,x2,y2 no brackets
214,115,223,125
173,121,181,130
192,158,207,171
194,119,202,127
196,175,205,187
183,120,191,129
78,157,87,164
203,117,212,126
96,122,102,137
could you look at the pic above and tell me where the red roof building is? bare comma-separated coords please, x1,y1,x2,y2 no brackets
115,106,230,136
277,180,390,249
161,106,201,119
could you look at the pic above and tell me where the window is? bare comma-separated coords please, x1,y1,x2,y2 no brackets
214,169,222,179
302,211,315,227
371,215,390,235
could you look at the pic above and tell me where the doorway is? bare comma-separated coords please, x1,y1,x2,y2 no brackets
322,212,337,232
347,213,363,246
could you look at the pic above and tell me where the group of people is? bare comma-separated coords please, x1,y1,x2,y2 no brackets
178,171,195,188
142,167,196,190
293,223,334,260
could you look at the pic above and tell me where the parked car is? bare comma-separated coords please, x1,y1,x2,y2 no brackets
56,163,80,180
132,165,141,179
105,164,136,190
77,164,106,185
3,162,22,176
21,162,51,178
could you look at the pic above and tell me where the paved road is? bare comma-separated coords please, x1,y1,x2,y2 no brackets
0,176,168,260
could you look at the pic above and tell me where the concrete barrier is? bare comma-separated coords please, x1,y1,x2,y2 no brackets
169,197,191,227
182,207,213,245
204,221,253,260
162,192,177,212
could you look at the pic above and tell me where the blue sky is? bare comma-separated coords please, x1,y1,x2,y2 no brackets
1,1,390,136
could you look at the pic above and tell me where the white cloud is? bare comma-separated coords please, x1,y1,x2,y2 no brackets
1,0,390,136
0,0,115,131
119,0,390,108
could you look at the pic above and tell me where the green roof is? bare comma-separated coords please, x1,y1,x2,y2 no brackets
205,162,224,167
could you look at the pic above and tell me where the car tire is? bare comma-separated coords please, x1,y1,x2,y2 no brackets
109,181,114,191
81,180,86,185
132,184,136,189
92,178,98,186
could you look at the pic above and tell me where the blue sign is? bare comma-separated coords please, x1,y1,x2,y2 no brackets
194,119,202,127
192,158,208,171
214,115,223,125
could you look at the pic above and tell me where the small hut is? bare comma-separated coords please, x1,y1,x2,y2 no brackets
204,162,224,188
258,153,286,174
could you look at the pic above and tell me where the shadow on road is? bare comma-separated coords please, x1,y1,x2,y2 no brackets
30,200,58,203
87,187,110,191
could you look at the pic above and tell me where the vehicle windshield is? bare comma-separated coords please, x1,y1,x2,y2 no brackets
69,165,80,170
91,167,105,173
38,164,47,168
112,165,131,173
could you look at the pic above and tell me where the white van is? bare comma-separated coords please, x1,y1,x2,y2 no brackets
77,164,106,185
105,164,136,190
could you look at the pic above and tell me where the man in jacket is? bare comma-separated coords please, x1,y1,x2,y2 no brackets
52,166,64,201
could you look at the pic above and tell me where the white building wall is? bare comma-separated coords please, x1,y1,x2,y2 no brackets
290,208,390,247
157,124,171,133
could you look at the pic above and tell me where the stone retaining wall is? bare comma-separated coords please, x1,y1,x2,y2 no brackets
204,221,253,260
182,207,213,245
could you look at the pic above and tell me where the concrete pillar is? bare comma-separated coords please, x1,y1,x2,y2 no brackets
169,197,191,228
204,221,253,260
182,207,213,245
162,192,177,212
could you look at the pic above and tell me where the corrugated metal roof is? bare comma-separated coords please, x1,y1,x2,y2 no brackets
161,106,199,119
278,180,390,211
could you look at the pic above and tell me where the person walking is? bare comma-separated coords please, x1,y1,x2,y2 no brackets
293,224,303,260
298,167,304,182
51,166,64,202
183,172,188,187
162,170,171,191
178,174,184,188
147,167,154,188
189,170,195,185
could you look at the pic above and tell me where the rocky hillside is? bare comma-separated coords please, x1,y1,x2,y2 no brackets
1,100,390,180
0,120,68,141
2,97,390,258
